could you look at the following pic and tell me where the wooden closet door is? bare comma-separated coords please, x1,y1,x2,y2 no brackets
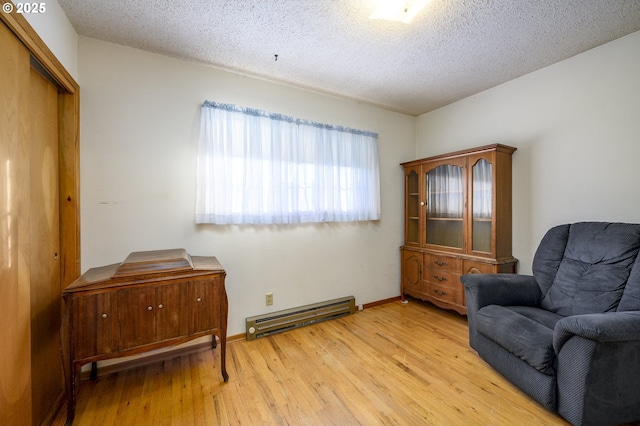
29,66,62,423
1,22,65,425
1,11,81,426
0,22,33,426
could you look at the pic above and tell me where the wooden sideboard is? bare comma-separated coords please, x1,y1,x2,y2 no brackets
61,249,228,425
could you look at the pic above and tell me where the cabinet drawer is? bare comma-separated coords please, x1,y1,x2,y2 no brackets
425,281,460,305
463,261,497,275
423,253,461,273
423,269,457,287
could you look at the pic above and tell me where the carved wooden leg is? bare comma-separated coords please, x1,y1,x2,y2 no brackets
66,363,81,425
221,290,229,382
221,335,229,382
66,401,75,426
90,362,98,381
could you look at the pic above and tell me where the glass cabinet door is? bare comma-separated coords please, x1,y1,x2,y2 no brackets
405,167,420,245
472,158,493,253
425,162,464,249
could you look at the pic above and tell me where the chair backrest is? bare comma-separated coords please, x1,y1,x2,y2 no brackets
532,222,640,316
619,251,640,311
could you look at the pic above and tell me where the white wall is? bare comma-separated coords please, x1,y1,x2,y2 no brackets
23,0,78,80
78,37,415,336
43,6,640,335
416,30,640,274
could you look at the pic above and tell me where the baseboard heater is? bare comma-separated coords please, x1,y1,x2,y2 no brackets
246,296,356,341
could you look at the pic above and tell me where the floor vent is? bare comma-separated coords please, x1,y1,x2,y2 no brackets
246,296,356,341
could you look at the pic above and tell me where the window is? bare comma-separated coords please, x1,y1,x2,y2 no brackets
195,101,380,224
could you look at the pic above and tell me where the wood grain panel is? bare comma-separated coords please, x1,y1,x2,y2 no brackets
191,278,221,333
0,21,33,426
58,91,80,289
401,249,422,294
156,282,190,341
29,65,63,425
0,0,80,294
1,11,81,425
73,293,117,359
118,287,157,349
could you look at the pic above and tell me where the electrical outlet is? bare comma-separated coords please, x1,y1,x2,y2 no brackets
265,292,274,306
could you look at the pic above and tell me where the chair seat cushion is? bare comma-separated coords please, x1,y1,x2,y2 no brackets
476,305,563,374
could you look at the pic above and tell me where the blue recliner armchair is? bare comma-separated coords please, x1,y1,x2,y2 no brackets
461,222,640,426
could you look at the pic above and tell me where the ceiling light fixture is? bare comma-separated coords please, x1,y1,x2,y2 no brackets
369,0,429,24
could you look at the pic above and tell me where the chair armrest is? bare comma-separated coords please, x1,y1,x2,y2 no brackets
553,311,640,352
461,273,542,310
461,273,541,350
554,311,640,424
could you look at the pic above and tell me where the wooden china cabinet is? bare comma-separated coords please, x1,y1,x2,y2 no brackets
400,144,518,314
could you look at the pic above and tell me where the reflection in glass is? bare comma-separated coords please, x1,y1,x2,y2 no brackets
425,165,463,248
472,159,492,252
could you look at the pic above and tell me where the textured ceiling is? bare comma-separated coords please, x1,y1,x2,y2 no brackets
58,0,640,116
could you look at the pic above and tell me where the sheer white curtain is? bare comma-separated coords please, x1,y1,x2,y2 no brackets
426,165,463,218
472,159,492,219
195,101,380,224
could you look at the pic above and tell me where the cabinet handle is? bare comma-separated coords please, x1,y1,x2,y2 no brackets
434,260,447,267
196,297,202,302
433,275,447,282
420,201,425,206
433,289,448,296
147,305,153,311
101,313,108,319
158,304,163,309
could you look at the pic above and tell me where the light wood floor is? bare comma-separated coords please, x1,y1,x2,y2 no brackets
53,300,569,425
